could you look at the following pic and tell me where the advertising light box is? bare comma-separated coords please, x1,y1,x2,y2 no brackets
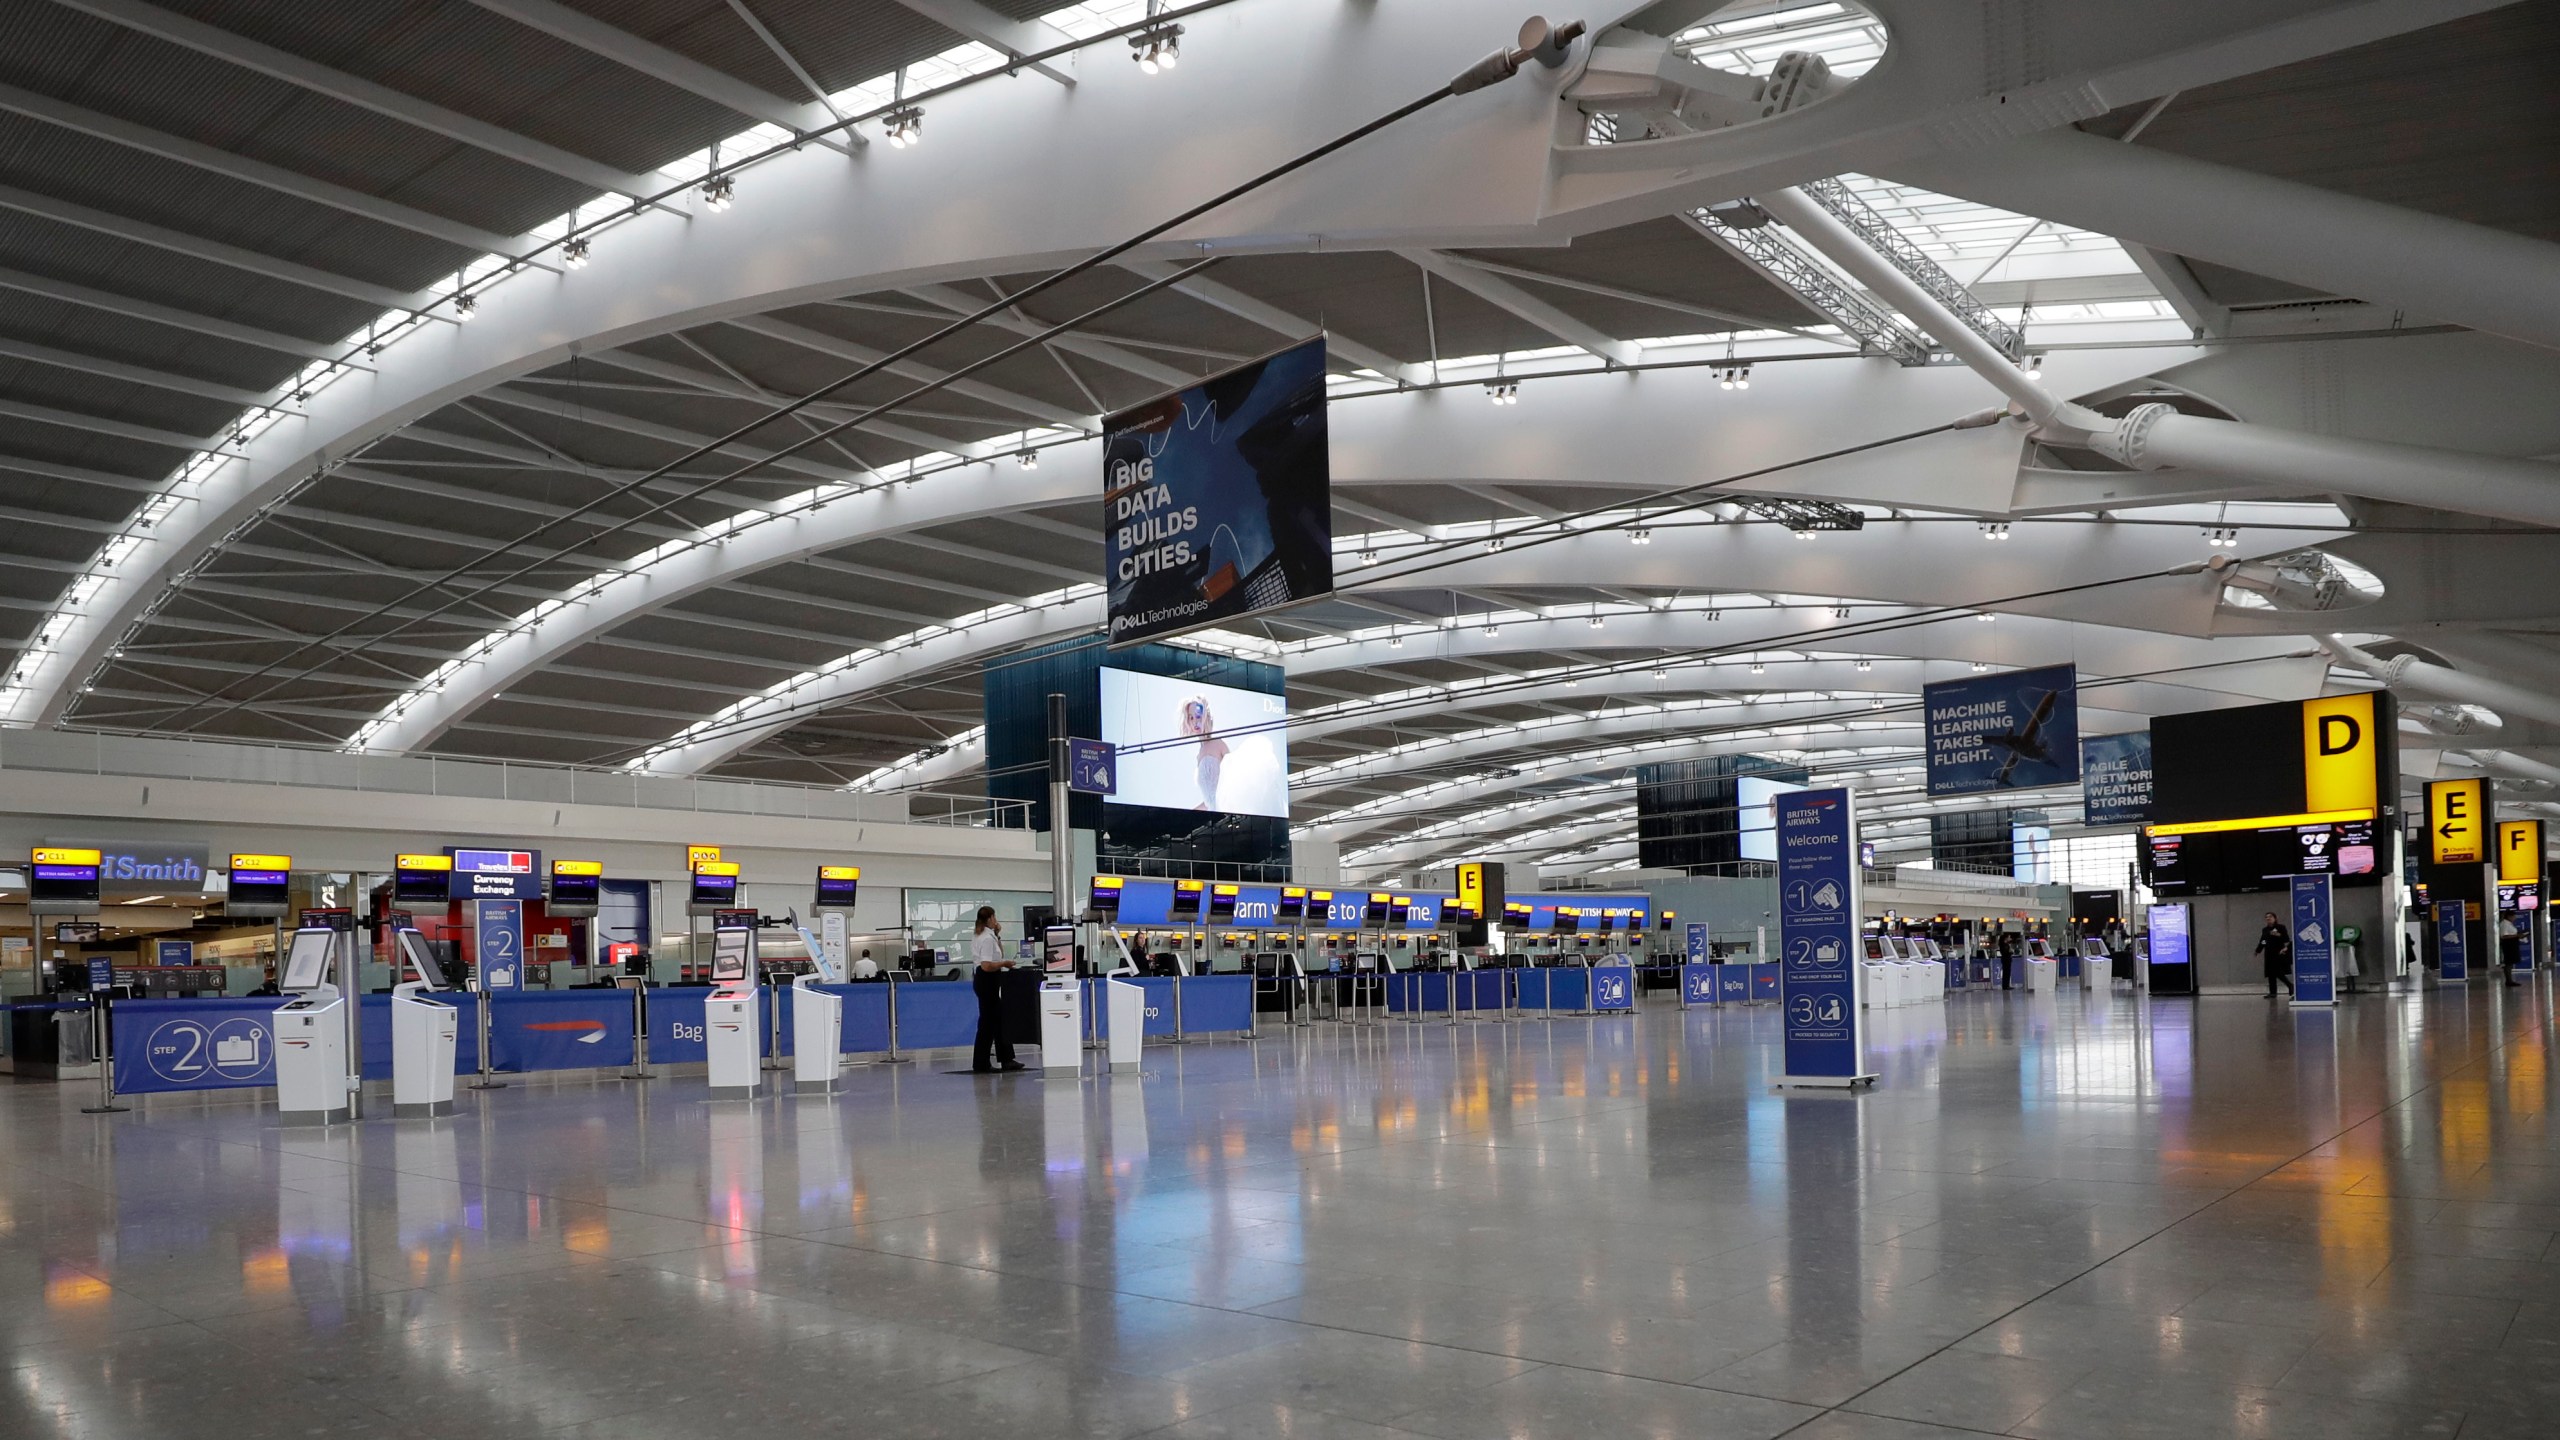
1097,667,1289,818
1102,336,1332,646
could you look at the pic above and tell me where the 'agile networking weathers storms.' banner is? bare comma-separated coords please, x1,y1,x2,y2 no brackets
2080,731,2153,826
1923,663,2081,796
1103,336,1332,646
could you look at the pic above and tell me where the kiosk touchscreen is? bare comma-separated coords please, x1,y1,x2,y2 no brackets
273,927,350,1124
389,927,461,1117
788,924,846,1092
703,925,760,1098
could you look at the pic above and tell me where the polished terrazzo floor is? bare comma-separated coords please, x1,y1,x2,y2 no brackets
8,981,2560,1439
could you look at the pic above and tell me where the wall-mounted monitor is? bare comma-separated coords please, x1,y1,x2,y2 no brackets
1278,886,1308,921
449,847,541,900
688,861,741,914
225,853,292,917
394,852,453,906
1208,884,1240,922
548,859,602,916
814,864,860,910
1169,880,1204,921
1090,875,1125,915
29,847,101,915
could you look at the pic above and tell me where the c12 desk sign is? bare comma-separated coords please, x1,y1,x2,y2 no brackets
1924,663,2080,796
1776,788,1873,1087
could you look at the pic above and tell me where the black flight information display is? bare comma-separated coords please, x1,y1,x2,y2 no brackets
814,865,860,908
2145,817,2382,897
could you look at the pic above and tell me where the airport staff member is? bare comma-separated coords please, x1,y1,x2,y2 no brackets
2256,911,2294,998
969,906,1025,1073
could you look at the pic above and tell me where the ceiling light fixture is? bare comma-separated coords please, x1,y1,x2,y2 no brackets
1628,527,1651,545
1130,23,1183,72
1016,450,1038,470
701,174,734,212
1980,520,2010,540
1854,660,1871,672
562,235,590,269
1485,380,1519,405
453,292,477,319
1970,661,1990,672
1388,634,1403,649
884,106,924,148
1357,550,1377,566
2021,353,2045,380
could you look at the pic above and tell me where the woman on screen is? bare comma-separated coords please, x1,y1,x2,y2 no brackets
1181,696,1230,810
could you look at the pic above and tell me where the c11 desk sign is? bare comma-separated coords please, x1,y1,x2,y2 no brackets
1102,335,1332,646
2436,899,2469,982
1776,787,1874,1088
1924,663,2081,796
2290,873,2335,1005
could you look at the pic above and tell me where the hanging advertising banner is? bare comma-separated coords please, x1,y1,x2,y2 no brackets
475,900,524,992
1102,336,1332,646
2079,731,2153,826
1776,787,1871,1086
2290,873,2334,1005
1923,664,2080,796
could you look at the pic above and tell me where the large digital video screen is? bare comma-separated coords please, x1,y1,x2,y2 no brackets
1102,337,1332,645
2144,816,2382,896
1098,667,1289,818
1737,774,1805,862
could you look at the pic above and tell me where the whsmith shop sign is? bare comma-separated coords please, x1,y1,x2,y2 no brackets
51,841,211,895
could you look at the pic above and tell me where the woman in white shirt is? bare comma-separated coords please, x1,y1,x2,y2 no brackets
969,905,1023,1072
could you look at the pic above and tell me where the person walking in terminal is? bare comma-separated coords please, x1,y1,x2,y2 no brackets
1997,929,2019,990
969,905,1025,1073
2257,911,2294,998
2498,913,2523,986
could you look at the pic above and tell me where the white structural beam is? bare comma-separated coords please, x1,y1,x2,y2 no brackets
56,0,665,197
1116,260,1429,385
572,348,983,460
2324,636,2560,732
0,265,354,363
1396,249,1641,368
897,283,1194,388
464,0,844,138
9,0,2457,730
0,335,284,410
0,182,427,313
724,315,1090,428
0,79,535,259
351,445,1094,751
0,397,240,456
1888,125,2560,357
2088,404,2560,531
884,0,1076,85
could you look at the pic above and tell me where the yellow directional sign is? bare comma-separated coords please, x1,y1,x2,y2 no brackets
2499,820,2545,884
2427,777,2488,866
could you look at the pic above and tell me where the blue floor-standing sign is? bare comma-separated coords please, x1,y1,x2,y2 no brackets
2436,900,2469,982
1680,963,1717,1005
1685,923,1710,962
2290,873,2334,1005
1591,962,1635,1012
1777,788,1872,1086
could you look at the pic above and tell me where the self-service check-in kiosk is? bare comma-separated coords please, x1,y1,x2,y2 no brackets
390,926,461,1118
273,927,352,1124
791,924,845,1093
703,923,760,1098
1037,924,1081,1076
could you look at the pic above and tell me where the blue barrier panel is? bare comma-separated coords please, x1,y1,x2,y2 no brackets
1508,968,1549,1011
1084,976,1182,1038
1680,963,1718,1005
835,984,892,1053
355,994,481,1079
648,988,709,1064
893,980,980,1051
1545,968,1591,1011
1592,964,1636,1011
1181,975,1254,1033
490,990,633,1072
1384,972,1433,1014
1716,967,1752,1003
114,997,286,1094
1751,963,1782,1001
1459,970,1505,1010
1945,957,1967,989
